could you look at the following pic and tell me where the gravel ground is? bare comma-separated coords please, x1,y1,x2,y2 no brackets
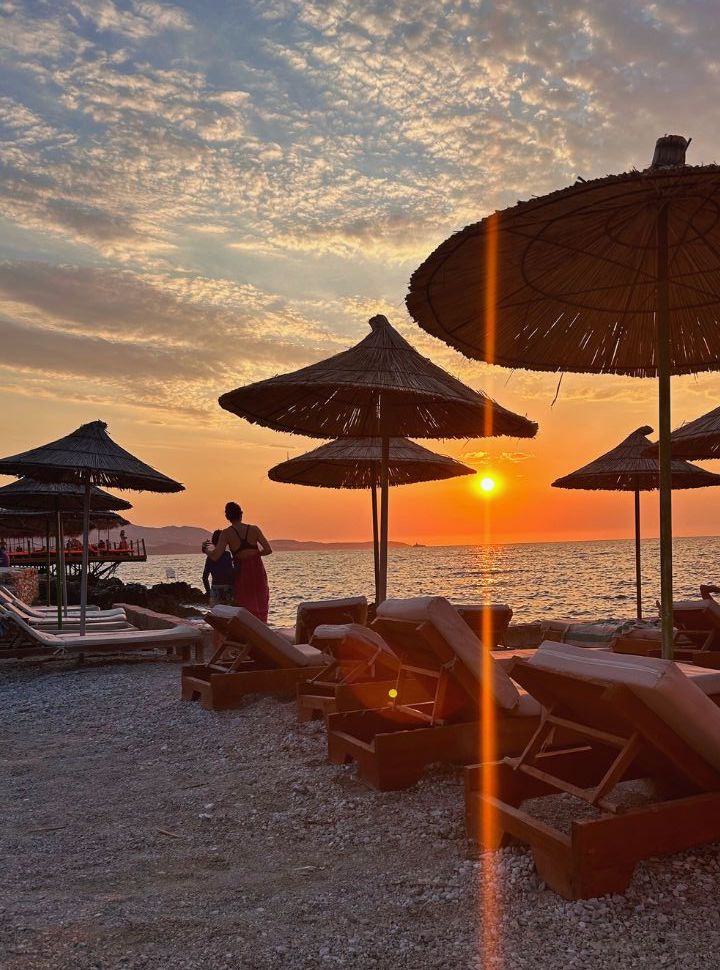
2,660,720,970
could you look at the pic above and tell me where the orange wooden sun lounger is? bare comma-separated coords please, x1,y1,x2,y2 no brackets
296,622,439,721
326,597,545,791
464,641,720,899
181,607,328,710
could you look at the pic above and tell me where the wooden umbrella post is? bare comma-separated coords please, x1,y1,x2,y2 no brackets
45,520,51,607
54,504,63,629
634,488,642,621
378,435,390,603
371,479,381,605
657,203,674,660
79,474,91,636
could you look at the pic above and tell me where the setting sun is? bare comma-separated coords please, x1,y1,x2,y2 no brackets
475,475,498,495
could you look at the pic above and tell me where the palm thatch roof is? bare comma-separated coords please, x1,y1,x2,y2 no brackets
268,437,475,489
407,143,720,376
552,426,720,492
220,315,537,439
662,404,720,460
0,478,132,512
0,421,184,492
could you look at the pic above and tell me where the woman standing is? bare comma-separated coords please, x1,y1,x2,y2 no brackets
202,502,272,621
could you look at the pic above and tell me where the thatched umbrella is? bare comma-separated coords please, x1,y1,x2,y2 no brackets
221,314,536,601
658,404,720,460
268,437,475,600
407,135,720,658
0,421,182,632
0,479,132,621
552,426,720,619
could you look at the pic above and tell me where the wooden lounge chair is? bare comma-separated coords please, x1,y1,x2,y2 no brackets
0,600,130,632
0,607,203,661
465,641,720,899
326,596,544,791
453,603,512,647
181,607,328,711
609,600,720,665
292,596,368,645
297,622,439,721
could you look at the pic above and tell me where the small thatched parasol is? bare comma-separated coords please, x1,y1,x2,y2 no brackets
0,479,133,618
0,421,182,632
222,314,536,601
552,426,720,618
268,437,475,599
407,136,720,657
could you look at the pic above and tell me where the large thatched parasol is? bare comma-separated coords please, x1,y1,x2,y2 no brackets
659,404,720,460
221,314,536,601
0,478,133,621
268,437,475,600
552,426,720,618
0,421,182,632
407,135,720,657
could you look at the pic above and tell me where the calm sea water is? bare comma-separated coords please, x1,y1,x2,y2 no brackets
116,537,716,627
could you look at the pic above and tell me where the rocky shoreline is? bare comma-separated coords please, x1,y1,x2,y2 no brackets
39,577,208,618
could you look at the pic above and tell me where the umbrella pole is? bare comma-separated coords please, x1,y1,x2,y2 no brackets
54,505,63,629
634,489,642,621
371,480,381,605
79,476,90,636
45,520,51,607
657,203,673,660
379,435,390,603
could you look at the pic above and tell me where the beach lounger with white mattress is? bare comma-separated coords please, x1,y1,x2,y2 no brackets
0,608,203,660
181,607,328,710
465,641,720,899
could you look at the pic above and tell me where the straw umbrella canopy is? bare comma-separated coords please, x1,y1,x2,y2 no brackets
552,426,720,619
407,135,720,658
221,314,537,601
0,421,183,632
659,404,720,460
268,437,475,599
0,479,133,620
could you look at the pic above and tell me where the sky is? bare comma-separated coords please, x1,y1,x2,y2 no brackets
2,0,720,545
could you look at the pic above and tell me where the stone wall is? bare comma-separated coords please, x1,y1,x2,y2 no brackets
0,567,39,605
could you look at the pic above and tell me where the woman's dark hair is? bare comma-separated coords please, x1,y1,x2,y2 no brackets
211,529,222,545
225,501,242,522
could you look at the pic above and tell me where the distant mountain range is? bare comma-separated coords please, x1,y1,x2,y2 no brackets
121,524,416,555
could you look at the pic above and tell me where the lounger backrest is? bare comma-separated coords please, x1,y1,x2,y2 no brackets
295,596,368,644
453,603,513,646
311,623,399,666
215,606,323,667
376,597,520,711
524,641,720,773
674,599,720,630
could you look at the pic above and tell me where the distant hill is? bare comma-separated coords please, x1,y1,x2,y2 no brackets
121,524,414,555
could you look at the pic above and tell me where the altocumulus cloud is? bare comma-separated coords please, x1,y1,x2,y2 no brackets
2,0,720,424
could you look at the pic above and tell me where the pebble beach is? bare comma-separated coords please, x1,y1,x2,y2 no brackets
2,659,720,970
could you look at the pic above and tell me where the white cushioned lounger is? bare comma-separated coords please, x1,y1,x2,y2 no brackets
376,596,523,712
210,606,326,667
526,641,720,772
0,586,109,618
5,610,201,652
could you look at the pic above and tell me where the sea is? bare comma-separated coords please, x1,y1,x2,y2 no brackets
115,536,716,627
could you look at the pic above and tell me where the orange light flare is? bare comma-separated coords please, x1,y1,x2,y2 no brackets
478,210,501,967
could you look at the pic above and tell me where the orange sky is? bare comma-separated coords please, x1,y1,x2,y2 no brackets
3,1,720,547
4,365,720,547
